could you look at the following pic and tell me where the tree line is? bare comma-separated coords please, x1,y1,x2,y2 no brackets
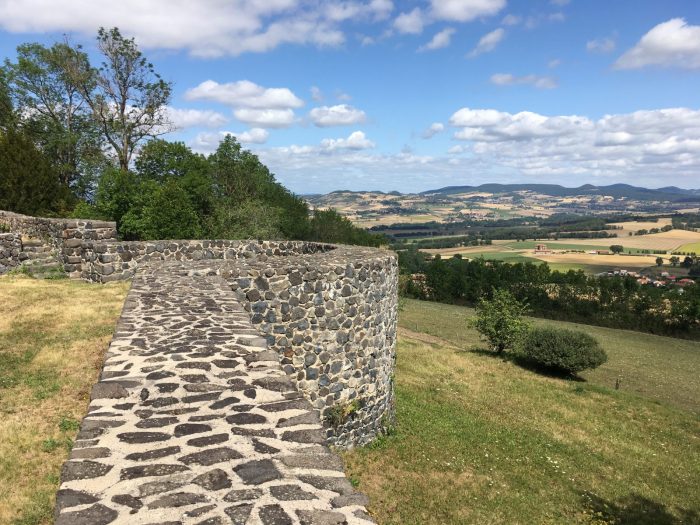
399,248,700,339
0,29,383,246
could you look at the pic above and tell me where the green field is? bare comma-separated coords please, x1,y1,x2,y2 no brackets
344,299,700,524
502,241,607,251
678,242,700,254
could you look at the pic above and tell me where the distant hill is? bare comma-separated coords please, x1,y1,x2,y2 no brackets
422,183,700,202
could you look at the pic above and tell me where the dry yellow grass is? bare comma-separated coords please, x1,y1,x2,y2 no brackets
532,253,659,269
0,276,128,525
607,218,673,236
550,229,700,251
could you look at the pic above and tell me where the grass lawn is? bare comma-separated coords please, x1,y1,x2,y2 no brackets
343,299,700,524
0,276,128,525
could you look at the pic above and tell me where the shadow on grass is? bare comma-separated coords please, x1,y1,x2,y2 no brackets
582,492,700,525
461,346,586,382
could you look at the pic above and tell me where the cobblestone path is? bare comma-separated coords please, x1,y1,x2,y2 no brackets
55,267,375,525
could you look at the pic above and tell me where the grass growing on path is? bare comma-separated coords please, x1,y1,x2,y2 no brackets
343,300,700,524
0,276,129,525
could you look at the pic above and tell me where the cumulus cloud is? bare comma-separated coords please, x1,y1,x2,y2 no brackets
393,7,425,34
446,106,700,183
233,108,296,128
430,0,506,22
615,18,700,69
310,86,324,102
309,104,367,127
185,80,302,128
0,0,379,56
501,14,521,26
321,130,375,150
422,122,445,139
185,80,303,109
490,73,558,89
193,128,270,151
586,36,616,54
468,28,505,57
419,28,456,51
166,107,228,129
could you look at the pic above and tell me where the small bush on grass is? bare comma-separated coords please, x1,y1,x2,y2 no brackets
520,327,607,375
472,289,531,355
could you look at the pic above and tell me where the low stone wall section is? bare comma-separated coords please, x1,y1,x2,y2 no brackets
81,241,398,448
0,210,118,277
55,265,375,524
0,232,22,274
80,240,334,283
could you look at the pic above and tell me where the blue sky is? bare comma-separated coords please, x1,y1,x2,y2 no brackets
1,0,700,193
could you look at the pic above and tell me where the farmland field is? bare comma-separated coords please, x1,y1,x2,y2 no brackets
678,241,700,254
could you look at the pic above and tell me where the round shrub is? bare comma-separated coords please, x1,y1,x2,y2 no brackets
520,327,607,374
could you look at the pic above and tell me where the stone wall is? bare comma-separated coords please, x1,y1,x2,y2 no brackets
81,241,398,447
80,239,334,283
0,210,118,277
0,232,22,274
1,210,398,448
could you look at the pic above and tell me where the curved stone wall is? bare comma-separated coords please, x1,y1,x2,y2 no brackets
0,210,398,448
82,240,398,447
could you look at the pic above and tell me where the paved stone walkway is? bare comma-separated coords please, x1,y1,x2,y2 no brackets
55,266,375,525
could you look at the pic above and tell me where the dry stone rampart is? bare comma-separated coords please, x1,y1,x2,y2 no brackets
0,232,22,273
54,266,376,524
0,210,117,277
81,240,397,447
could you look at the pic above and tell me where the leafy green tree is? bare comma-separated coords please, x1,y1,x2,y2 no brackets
670,256,680,267
307,208,384,247
472,289,531,354
139,180,202,239
80,28,172,170
135,139,214,223
610,245,624,254
520,327,607,374
0,69,14,131
656,257,664,267
0,128,72,215
93,167,141,231
3,41,103,195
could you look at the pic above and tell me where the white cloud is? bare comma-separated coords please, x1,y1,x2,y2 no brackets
446,106,700,183
419,28,456,51
548,58,562,68
586,36,616,54
310,86,323,102
336,91,353,101
393,7,425,34
468,28,505,57
233,108,296,128
309,104,367,127
490,73,558,89
550,0,570,5
615,18,700,69
185,80,303,109
422,122,445,139
321,130,375,150
501,14,521,26
430,0,506,22
166,107,228,129
193,128,270,151
0,0,374,57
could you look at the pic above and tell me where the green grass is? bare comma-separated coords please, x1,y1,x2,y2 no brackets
678,242,700,255
0,276,129,525
344,299,700,524
398,300,700,413
468,251,535,264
